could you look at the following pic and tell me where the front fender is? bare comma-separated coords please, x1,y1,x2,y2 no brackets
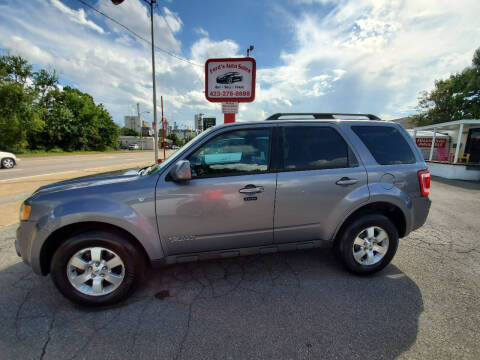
29,197,164,274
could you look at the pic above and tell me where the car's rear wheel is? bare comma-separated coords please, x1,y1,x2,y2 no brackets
1,157,15,169
50,231,144,306
337,214,398,275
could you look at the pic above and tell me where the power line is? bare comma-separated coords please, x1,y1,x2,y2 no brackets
74,0,203,67
154,1,176,40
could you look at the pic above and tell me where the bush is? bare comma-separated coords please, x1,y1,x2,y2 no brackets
49,147,64,153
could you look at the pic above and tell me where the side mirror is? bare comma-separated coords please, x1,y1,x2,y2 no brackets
170,160,192,181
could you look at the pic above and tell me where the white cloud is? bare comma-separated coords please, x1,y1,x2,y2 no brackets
195,27,209,37
50,0,104,34
96,0,182,53
332,69,346,81
1,0,479,127
251,0,480,118
190,38,240,63
2,36,54,64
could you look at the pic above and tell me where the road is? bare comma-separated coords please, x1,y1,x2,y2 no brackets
0,151,174,227
0,177,479,359
0,151,156,182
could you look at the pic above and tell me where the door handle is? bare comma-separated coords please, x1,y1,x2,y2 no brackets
336,177,358,186
239,184,264,194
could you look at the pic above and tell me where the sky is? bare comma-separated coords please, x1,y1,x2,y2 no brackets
0,0,479,129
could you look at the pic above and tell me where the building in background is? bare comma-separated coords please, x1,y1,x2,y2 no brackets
166,121,173,136
124,116,151,136
141,120,152,136
119,136,154,150
202,116,216,130
408,120,480,181
194,113,216,132
390,117,415,129
170,128,198,142
194,113,203,131
124,115,142,134
124,115,152,136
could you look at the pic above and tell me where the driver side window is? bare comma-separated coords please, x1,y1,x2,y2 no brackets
187,128,271,178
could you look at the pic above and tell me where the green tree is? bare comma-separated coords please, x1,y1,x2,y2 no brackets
55,86,119,151
473,48,480,70
410,47,480,126
0,82,42,151
0,54,119,152
120,127,140,136
33,69,58,98
167,132,181,146
0,55,33,85
183,136,194,144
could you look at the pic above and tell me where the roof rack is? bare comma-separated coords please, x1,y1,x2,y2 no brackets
265,113,381,120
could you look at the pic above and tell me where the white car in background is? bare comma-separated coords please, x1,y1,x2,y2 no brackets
0,151,19,169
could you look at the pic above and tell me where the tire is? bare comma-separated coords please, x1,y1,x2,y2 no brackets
1,157,15,169
337,214,398,275
50,231,144,306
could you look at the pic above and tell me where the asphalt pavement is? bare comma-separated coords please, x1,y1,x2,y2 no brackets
0,177,479,359
0,151,156,182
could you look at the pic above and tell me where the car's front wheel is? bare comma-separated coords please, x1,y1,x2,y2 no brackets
1,157,15,169
337,214,399,275
50,231,144,306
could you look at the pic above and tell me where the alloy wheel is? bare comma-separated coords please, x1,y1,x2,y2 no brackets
352,226,389,266
66,247,125,296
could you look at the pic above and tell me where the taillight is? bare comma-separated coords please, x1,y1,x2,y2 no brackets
418,169,430,197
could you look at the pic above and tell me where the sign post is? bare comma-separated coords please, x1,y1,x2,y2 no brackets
205,57,256,123
222,101,238,123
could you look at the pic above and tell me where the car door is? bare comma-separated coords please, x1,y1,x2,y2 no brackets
156,125,277,255
274,123,368,244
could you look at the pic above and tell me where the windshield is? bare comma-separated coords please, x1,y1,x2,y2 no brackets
141,127,216,176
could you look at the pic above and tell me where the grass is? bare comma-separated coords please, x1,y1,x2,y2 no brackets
16,149,153,158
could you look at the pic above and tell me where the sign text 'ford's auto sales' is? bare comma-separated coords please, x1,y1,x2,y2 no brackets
205,57,256,102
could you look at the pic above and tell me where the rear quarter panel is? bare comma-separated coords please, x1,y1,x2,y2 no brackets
338,122,430,237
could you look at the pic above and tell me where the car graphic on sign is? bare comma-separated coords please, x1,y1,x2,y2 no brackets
216,72,243,84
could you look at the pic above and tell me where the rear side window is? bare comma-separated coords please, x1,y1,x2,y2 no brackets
352,126,416,165
281,126,350,171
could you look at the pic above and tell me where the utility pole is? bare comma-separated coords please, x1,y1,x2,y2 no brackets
161,96,166,160
136,103,143,150
150,0,159,163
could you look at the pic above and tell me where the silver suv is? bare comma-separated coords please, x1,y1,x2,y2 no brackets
15,113,431,306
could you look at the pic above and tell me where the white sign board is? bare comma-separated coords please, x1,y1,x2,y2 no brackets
222,102,239,114
205,57,256,103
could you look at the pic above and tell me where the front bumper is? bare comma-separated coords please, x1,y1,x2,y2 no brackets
14,239,21,257
16,221,38,269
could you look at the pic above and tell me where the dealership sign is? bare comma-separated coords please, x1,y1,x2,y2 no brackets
416,137,447,148
205,57,256,102
222,102,239,114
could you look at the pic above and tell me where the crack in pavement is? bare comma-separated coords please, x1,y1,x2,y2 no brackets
39,308,57,360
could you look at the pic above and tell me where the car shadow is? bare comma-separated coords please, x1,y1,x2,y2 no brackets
0,249,423,360
432,175,480,189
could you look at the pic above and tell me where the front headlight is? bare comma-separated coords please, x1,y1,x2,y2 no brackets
20,203,31,221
